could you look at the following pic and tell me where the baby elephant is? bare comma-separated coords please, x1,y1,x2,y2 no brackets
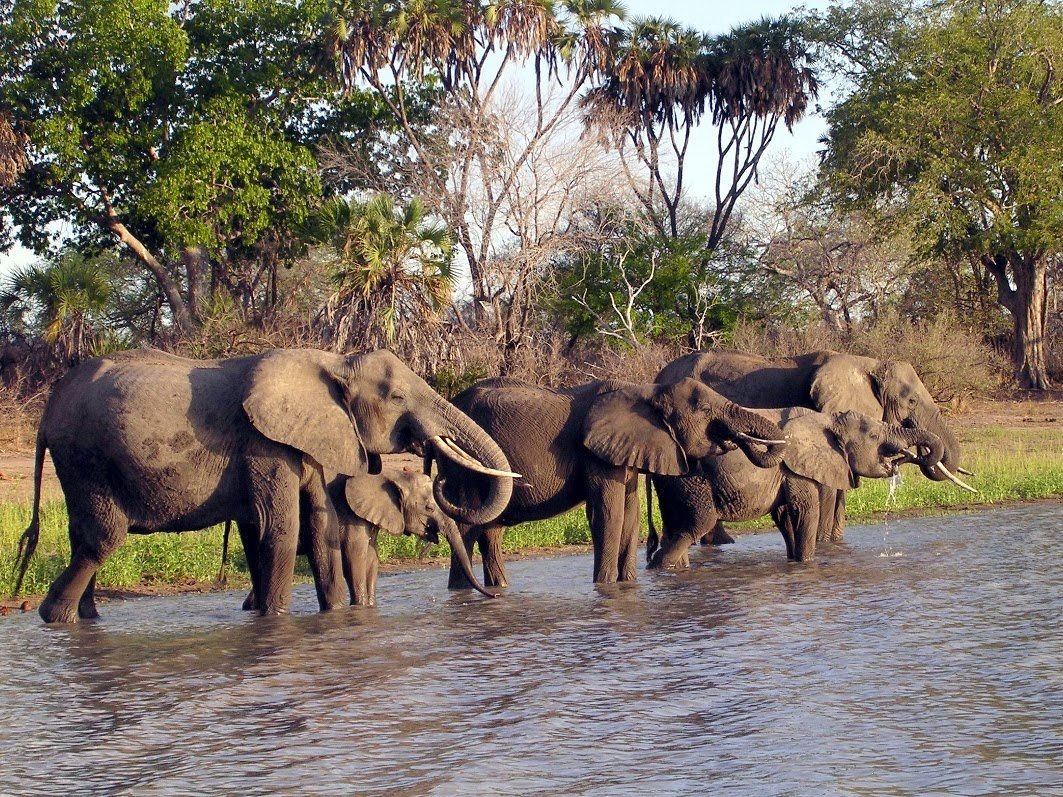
243,468,494,608
647,408,945,567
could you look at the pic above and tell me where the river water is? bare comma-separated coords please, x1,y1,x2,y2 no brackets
0,503,1059,796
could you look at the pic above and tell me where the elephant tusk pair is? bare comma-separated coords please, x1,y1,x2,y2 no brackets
736,431,789,447
933,461,979,494
428,435,523,479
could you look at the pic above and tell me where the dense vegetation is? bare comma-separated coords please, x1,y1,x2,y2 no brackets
0,0,1057,394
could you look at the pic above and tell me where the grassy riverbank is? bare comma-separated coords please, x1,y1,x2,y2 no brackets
2,412,1061,601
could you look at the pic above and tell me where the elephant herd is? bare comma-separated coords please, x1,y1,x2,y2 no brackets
14,346,976,624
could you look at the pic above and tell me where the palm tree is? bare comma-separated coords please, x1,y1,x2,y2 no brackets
0,252,113,364
310,193,454,353
581,16,708,237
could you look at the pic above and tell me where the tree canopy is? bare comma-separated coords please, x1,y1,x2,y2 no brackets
816,0,1063,388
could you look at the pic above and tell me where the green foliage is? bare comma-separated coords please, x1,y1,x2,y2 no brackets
0,250,115,362
815,0,1063,387
308,193,454,352
550,206,755,346
141,99,321,256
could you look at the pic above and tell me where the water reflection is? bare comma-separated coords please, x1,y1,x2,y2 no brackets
0,503,1059,796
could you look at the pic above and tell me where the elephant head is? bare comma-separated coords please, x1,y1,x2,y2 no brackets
808,354,965,485
779,408,947,490
342,470,498,599
240,349,517,526
582,378,789,475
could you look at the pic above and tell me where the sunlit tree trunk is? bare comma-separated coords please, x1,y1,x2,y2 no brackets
985,253,1052,389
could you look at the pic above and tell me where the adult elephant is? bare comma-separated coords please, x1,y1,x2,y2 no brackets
441,377,788,587
647,408,951,567
15,348,515,623
655,349,971,544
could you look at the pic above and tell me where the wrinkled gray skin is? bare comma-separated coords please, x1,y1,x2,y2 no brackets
15,348,513,623
241,468,495,609
655,349,964,545
442,377,788,587
648,408,946,566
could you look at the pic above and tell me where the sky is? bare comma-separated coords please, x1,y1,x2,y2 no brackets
0,0,827,280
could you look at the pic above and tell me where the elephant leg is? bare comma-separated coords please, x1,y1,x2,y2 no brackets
342,521,374,606
249,462,302,616
479,525,509,589
366,533,380,607
39,501,127,624
448,525,481,590
69,525,100,620
618,476,640,582
586,468,628,584
299,477,346,611
771,504,797,560
820,490,837,548
829,489,846,542
238,521,262,611
786,480,820,562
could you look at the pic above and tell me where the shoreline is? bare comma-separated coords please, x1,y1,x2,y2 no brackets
5,495,1058,614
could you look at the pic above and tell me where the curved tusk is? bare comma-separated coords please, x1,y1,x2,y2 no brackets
737,431,789,446
957,466,977,477
429,436,522,479
934,462,979,494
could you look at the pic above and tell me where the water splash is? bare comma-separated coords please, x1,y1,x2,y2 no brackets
880,472,905,557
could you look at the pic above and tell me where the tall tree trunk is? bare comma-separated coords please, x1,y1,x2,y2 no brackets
1012,258,1051,389
984,253,1052,389
98,212,195,336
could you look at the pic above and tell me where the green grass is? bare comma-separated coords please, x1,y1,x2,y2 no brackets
3,424,1061,599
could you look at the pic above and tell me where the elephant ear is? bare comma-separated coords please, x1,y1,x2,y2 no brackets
779,409,853,491
809,354,883,419
343,474,404,534
242,349,365,474
582,383,689,476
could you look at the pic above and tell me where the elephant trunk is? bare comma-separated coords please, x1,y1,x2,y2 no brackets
427,394,514,526
440,520,498,599
895,424,945,473
723,406,788,469
889,402,962,482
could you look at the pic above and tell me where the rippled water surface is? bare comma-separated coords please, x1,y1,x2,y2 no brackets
1,504,1060,796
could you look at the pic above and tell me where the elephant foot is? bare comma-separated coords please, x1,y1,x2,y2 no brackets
242,590,258,611
38,596,81,624
710,527,736,546
483,567,509,589
78,601,100,620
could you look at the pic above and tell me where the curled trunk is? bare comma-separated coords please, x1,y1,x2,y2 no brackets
427,393,514,525
723,406,789,469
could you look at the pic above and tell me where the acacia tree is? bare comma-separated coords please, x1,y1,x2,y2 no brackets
817,0,1063,388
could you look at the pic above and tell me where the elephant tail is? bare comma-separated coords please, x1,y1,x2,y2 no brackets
645,474,660,564
12,427,46,596
215,520,232,588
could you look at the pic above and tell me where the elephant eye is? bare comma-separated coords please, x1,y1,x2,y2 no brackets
389,390,407,404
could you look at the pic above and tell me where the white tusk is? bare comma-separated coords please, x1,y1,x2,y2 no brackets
957,466,977,477
429,436,522,479
934,462,979,494
736,431,789,446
